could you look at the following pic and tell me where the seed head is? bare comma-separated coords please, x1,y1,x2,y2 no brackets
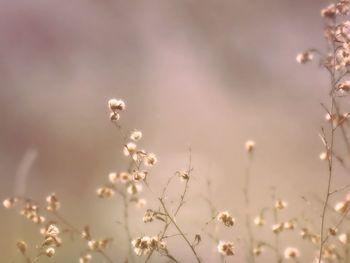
133,171,148,181
284,247,300,259
176,170,189,181
143,209,156,223
45,247,55,257
96,187,115,198
109,112,120,122
339,233,350,244
123,142,137,156
79,253,92,263
46,193,61,211
144,153,157,166
254,215,265,226
274,199,287,210
335,201,349,214
108,172,119,183
272,223,284,234
108,99,125,111
135,198,147,208
217,211,235,227
296,51,313,64
245,140,255,153
321,4,337,18
130,130,142,141
16,240,28,254
217,241,235,256
127,184,142,195
3,197,18,209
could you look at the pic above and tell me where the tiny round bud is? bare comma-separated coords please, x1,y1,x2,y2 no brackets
328,227,338,236
321,4,336,18
108,99,125,111
109,112,120,121
335,201,349,214
108,172,119,183
127,184,143,195
319,152,329,161
284,247,300,259
96,187,115,198
16,240,28,254
274,199,287,210
245,140,255,153
136,198,147,208
254,215,265,226
79,253,92,263
217,211,235,227
253,246,263,256
123,142,137,156
296,52,313,64
130,130,142,141
144,153,157,166
3,197,17,209
339,233,350,244
88,240,98,250
217,241,235,256
45,247,55,257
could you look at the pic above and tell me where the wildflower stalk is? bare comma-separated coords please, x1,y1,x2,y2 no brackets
243,150,255,263
201,179,225,263
319,17,337,263
159,198,201,263
145,149,193,263
52,211,114,263
111,115,137,263
122,188,135,263
345,246,349,263
271,189,283,263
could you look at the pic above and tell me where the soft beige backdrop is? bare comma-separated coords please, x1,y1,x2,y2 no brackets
1,0,348,262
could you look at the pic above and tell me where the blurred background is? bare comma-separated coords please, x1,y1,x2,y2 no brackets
1,0,349,262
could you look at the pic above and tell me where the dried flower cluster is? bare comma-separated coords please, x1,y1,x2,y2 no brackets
217,211,235,227
217,241,235,256
131,236,167,256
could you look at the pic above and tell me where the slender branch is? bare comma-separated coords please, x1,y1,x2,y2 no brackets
145,148,193,263
52,211,114,263
122,188,135,263
319,16,337,262
243,153,255,263
271,188,283,263
159,198,201,263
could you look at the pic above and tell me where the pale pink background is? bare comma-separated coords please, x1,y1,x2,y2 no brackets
1,0,349,262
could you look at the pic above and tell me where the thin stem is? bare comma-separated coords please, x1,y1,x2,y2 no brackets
159,198,201,263
145,149,193,263
52,211,114,263
319,18,337,261
243,153,255,263
122,188,135,263
271,189,283,263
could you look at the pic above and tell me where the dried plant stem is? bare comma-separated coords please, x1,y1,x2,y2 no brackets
321,204,350,246
145,148,201,263
345,246,349,263
319,35,337,262
122,189,135,263
271,190,283,263
243,154,255,263
334,102,350,155
21,252,32,263
52,211,114,263
145,149,193,263
313,194,350,222
201,179,224,263
159,198,201,263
